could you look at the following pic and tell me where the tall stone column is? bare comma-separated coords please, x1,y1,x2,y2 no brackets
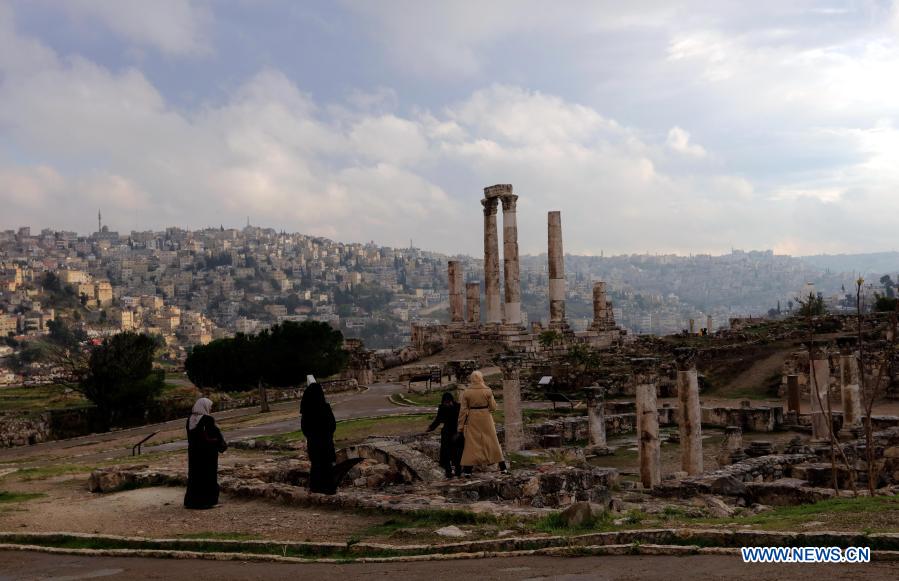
547,211,566,327
584,385,607,449
839,351,862,437
786,374,801,414
592,281,609,330
465,282,480,324
499,356,523,453
500,190,522,326
482,197,502,324
809,346,831,441
447,260,464,323
706,315,713,333
675,348,703,476
634,359,660,488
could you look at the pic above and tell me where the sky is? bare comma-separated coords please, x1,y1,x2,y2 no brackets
2,0,899,257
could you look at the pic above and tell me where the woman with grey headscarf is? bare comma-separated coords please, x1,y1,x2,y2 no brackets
184,397,227,509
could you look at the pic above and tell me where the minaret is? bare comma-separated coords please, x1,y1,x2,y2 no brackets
97,209,102,233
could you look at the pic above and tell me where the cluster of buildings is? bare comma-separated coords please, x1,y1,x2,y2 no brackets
1,205,895,384
0,220,456,374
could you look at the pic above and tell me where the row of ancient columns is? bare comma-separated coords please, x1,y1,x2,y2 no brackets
450,184,523,325
483,184,522,325
787,344,862,441
495,352,706,487
455,187,575,330
447,266,486,325
631,353,703,488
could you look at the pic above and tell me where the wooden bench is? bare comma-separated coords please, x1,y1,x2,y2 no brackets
407,367,441,392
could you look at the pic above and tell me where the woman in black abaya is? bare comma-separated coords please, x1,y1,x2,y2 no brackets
184,397,227,509
300,383,337,494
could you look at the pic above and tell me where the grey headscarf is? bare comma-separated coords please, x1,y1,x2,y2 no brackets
188,397,213,430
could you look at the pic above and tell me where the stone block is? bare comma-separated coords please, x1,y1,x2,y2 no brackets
559,501,607,527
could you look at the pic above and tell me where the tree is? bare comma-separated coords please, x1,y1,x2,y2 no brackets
47,319,87,349
875,295,898,313
185,321,348,391
42,272,63,294
538,330,561,350
76,332,164,430
567,344,600,374
796,292,826,317
880,275,895,299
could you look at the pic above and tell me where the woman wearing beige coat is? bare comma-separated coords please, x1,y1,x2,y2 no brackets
458,370,509,475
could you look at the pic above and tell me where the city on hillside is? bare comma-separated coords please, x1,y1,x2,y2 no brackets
2,220,898,386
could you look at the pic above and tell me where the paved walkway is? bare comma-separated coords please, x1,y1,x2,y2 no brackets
0,550,891,580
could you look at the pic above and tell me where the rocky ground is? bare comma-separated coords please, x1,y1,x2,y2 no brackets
5,362,899,557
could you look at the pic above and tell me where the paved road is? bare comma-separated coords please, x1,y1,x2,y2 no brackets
0,550,892,580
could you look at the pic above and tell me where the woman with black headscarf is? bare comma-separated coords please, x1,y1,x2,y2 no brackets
184,397,227,509
300,383,337,494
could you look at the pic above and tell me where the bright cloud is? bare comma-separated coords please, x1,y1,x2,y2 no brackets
3,1,899,255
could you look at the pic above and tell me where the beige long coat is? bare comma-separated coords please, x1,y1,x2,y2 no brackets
458,376,504,466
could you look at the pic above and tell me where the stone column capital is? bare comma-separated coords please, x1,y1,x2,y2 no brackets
631,357,659,383
500,194,519,212
498,355,522,379
583,385,606,403
484,183,513,199
481,197,499,215
673,347,697,370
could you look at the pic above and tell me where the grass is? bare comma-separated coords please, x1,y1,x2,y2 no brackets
507,452,541,468
0,491,45,504
694,495,899,532
524,408,583,420
359,508,510,538
10,464,89,481
399,392,450,407
178,531,260,541
0,384,87,412
260,414,433,447
533,510,615,534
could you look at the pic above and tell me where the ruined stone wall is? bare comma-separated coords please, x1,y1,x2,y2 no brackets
410,323,448,353
0,412,50,447
701,405,784,432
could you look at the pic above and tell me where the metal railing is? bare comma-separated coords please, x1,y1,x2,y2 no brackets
132,431,159,456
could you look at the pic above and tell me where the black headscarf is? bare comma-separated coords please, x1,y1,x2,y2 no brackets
301,383,327,416
300,383,335,438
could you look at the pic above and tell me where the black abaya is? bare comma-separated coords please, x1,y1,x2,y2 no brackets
184,415,227,509
301,386,337,495
428,402,463,477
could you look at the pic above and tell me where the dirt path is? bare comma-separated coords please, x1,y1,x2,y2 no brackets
0,551,892,580
0,485,381,543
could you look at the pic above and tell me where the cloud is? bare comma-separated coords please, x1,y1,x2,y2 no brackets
4,1,899,256
65,0,212,57
666,126,707,158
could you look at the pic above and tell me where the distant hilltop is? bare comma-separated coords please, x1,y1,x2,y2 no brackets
799,252,899,275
